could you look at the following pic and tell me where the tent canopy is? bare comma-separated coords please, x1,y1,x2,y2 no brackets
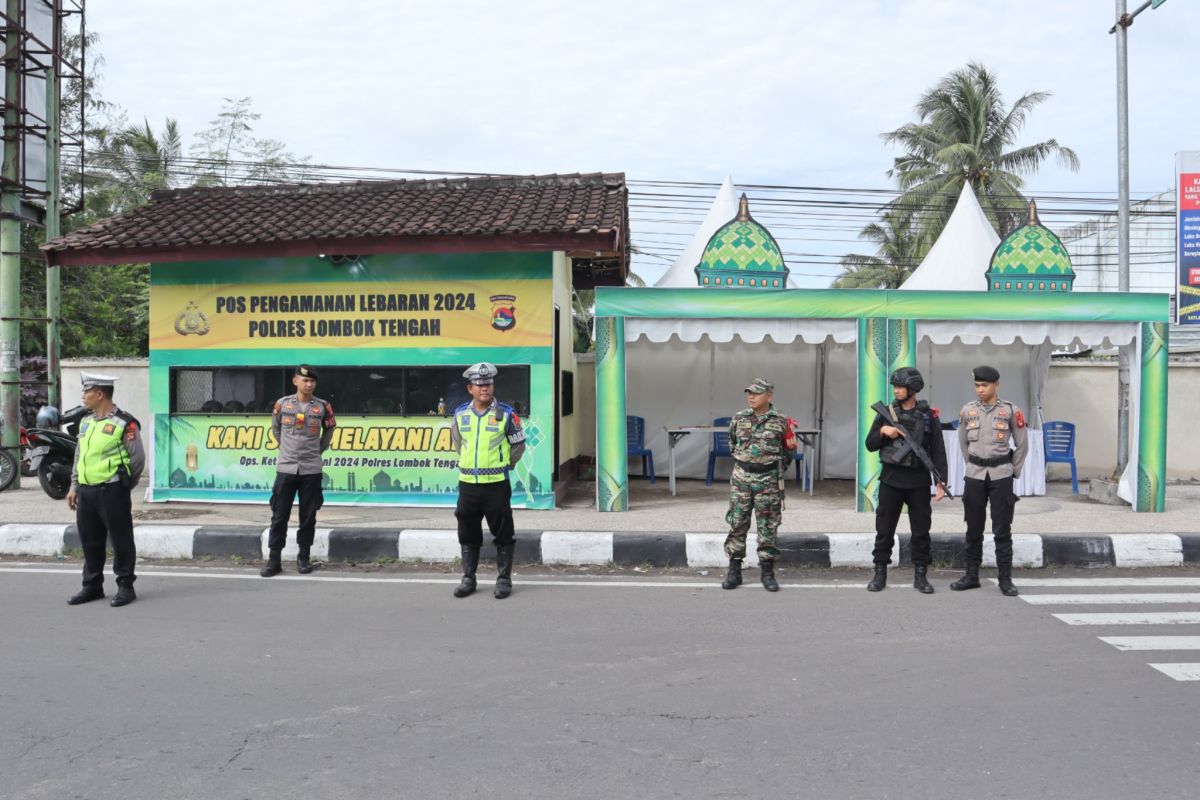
899,184,1000,292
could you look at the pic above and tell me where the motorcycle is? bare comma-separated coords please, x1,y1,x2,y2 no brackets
0,425,29,491
26,405,88,500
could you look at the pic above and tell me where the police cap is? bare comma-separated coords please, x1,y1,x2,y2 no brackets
295,365,319,381
972,365,1000,383
464,362,498,385
744,377,774,394
80,372,117,391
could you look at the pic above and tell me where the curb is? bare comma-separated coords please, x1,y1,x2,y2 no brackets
2,524,1199,569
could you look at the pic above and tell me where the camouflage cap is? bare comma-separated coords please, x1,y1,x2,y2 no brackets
744,377,774,394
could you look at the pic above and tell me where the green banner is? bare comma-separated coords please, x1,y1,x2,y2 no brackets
154,412,554,509
595,316,627,512
1137,322,1168,512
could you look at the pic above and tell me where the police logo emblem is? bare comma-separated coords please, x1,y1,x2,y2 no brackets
489,294,517,332
173,301,211,336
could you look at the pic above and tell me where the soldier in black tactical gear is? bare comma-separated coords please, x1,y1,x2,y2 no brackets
864,367,948,594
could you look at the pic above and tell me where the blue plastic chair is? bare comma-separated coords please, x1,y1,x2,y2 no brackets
706,417,807,488
790,448,809,490
705,417,733,486
626,415,655,483
1043,420,1078,493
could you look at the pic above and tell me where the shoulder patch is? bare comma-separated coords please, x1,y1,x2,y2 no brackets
1015,409,1026,428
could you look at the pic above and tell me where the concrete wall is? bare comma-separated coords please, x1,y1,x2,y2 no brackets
60,359,151,429
1044,361,1200,482
553,251,582,468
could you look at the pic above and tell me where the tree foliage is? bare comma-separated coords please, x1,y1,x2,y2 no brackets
883,62,1078,240
19,34,312,361
832,210,928,289
835,63,1079,289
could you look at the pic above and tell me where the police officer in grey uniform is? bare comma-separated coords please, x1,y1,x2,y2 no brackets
952,365,1028,596
66,373,145,607
261,365,336,577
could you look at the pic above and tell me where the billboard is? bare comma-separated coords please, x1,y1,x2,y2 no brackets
1179,151,1200,325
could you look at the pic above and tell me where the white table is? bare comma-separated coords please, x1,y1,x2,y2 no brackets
942,428,1046,497
665,426,820,497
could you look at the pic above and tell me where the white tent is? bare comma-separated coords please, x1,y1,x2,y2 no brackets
627,179,854,482
900,183,1000,292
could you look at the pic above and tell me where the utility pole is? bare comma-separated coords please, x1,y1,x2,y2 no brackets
1114,0,1131,474
1110,0,1168,475
0,0,23,487
45,58,59,410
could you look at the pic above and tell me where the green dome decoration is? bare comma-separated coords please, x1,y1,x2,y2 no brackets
695,194,789,289
986,200,1075,293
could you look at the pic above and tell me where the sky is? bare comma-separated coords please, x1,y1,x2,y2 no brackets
86,0,1199,286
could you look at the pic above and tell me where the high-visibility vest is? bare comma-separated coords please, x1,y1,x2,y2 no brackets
456,404,513,484
76,413,133,486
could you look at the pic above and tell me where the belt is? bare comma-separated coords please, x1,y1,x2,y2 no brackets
734,460,778,474
968,452,1013,468
460,466,507,476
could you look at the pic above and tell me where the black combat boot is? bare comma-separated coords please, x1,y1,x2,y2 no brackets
494,543,515,599
67,585,105,605
913,565,934,594
110,585,137,607
867,564,887,592
297,548,313,575
259,551,282,578
998,567,1019,597
454,546,480,598
721,558,743,590
760,560,779,592
949,564,980,591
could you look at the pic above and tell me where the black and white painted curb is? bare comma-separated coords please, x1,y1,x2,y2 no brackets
2,524,1199,569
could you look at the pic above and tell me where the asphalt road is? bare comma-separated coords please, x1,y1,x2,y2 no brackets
2,563,1198,800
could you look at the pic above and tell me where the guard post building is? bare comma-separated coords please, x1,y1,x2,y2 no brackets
42,174,629,509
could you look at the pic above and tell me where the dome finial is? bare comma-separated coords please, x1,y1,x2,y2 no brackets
1028,199,1039,226
737,193,750,221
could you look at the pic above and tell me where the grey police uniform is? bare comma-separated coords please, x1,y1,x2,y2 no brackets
957,396,1029,573
958,399,1028,480
266,392,336,563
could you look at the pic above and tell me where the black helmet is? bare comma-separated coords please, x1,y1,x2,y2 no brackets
889,367,924,395
35,405,60,429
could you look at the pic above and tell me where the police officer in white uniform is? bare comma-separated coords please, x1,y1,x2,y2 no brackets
952,365,1029,597
66,372,144,607
450,362,526,599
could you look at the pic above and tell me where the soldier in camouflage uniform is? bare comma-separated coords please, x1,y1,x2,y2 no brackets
721,378,797,593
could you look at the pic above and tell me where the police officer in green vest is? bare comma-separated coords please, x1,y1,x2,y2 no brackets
65,372,145,607
450,362,526,599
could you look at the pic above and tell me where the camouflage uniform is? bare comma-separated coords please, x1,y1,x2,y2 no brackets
723,403,796,561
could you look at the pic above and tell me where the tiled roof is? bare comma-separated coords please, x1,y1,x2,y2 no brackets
42,173,628,270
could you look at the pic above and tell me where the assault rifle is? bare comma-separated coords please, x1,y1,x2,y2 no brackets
870,401,953,499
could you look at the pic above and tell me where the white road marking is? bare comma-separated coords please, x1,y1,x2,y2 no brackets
1052,612,1200,625
1147,663,1200,681
1006,577,1200,588
1099,636,1200,651
0,566,861,589
1022,593,1200,605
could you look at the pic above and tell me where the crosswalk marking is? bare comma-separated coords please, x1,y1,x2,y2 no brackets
1147,663,1200,681
1099,636,1200,651
1013,578,1200,588
1052,611,1200,625
1022,593,1200,605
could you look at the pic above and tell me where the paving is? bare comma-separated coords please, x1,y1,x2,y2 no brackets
2,479,1198,568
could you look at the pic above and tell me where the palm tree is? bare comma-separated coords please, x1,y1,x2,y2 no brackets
89,118,183,211
833,209,927,288
884,62,1079,240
